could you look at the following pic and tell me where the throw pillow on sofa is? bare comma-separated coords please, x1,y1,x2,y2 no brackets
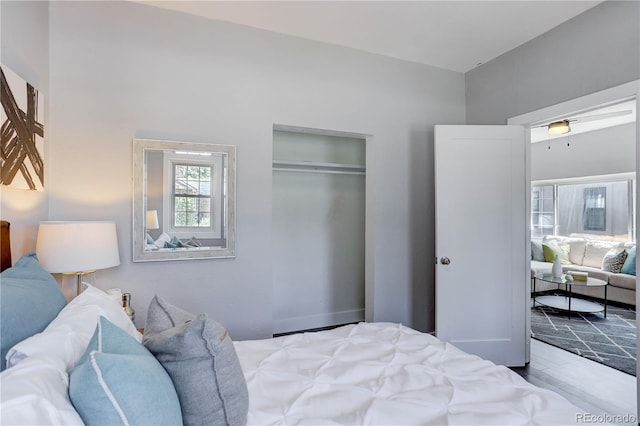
602,248,628,273
621,246,636,275
531,240,545,261
542,242,571,264
583,240,623,268
542,236,587,265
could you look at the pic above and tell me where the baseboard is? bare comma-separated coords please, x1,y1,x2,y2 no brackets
273,309,365,335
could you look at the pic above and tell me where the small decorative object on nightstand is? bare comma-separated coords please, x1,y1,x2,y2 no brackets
123,293,135,323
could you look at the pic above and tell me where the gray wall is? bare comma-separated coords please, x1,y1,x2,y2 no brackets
0,1,50,261
466,1,640,125
47,1,465,338
532,123,635,181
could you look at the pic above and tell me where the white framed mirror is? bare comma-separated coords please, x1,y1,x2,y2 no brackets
133,138,236,262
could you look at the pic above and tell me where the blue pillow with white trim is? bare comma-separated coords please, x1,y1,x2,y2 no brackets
621,246,636,275
69,316,182,425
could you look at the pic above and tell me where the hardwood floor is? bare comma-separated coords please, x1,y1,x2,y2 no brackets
511,339,637,423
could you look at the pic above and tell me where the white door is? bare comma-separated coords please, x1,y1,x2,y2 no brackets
435,125,527,367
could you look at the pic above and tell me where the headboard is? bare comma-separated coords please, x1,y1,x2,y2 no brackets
1,220,12,271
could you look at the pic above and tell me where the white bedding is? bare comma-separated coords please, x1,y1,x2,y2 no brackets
235,322,582,425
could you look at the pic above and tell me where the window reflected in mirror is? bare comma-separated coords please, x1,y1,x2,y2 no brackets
133,138,236,262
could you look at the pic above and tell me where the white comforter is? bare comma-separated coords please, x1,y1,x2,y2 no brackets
235,322,582,425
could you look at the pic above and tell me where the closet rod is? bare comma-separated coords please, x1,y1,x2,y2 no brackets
272,160,365,176
272,167,365,176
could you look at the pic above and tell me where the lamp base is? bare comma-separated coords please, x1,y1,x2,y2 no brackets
63,271,96,296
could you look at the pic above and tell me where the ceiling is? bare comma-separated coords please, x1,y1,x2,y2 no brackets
134,0,603,73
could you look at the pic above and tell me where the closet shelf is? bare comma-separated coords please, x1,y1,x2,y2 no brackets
272,160,365,175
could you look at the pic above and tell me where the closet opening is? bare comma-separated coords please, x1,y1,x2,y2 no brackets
272,125,367,335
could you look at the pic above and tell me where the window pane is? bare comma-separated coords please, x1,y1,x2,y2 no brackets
186,212,198,226
175,197,186,210
199,198,210,212
200,181,211,196
187,166,200,179
186,197,197,211
198,213,210,226
175,212,186,226
583,187,606,231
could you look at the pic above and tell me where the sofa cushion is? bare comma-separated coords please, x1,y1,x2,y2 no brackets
531,260,553,278
621,246,636,276
608,273,637,291
543,236,587,265
542,242,571,264
582,241,622,268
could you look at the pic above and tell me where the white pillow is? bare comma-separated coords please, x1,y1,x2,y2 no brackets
0,354,84,425
5,284,142,371
154,232,172,248
582,240,623,268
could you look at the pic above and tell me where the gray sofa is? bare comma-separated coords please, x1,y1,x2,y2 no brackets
530,235,636,306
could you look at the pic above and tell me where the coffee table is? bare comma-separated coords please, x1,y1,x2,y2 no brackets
533,273,608,318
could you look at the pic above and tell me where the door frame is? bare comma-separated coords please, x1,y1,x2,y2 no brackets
507,80,639,385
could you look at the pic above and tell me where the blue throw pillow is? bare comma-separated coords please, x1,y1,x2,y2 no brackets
621,246,636,275
0,252,66,370
69,317,182,426
531,240,545,261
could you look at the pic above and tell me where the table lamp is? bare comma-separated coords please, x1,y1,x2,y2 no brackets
36,221,120,295
146,210,159,243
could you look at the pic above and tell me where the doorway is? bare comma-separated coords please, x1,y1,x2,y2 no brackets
509,80,639,417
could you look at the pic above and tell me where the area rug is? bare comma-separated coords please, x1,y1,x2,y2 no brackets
531,304,636,376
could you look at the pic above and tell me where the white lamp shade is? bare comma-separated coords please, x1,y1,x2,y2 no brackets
36,221,120,274
146,210,160,230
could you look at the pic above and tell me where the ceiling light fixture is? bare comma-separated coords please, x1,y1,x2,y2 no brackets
547,120,571,135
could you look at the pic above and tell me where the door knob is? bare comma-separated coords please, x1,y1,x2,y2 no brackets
440,257,451,265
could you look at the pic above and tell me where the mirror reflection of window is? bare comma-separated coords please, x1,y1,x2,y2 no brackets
162,151,225,242
173,163,212,228
133,138,236,262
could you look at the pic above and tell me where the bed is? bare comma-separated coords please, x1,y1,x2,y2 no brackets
0,222,586,425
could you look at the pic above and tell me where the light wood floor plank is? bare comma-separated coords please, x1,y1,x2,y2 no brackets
512,339,636,423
